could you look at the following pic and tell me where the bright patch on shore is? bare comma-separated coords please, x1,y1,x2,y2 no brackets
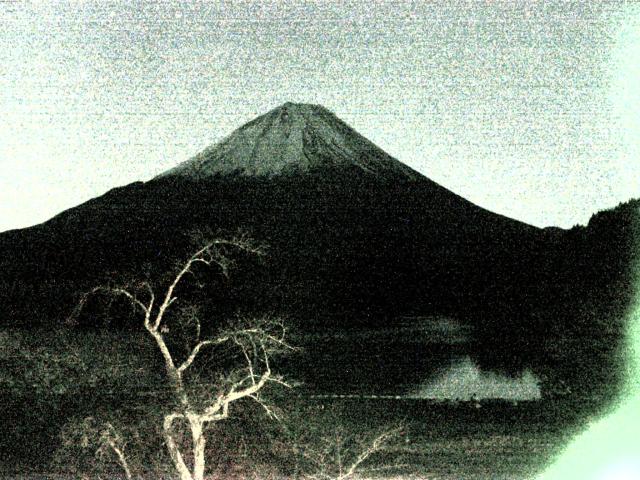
414,356,541,401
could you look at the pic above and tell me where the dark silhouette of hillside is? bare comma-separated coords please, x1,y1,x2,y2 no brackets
0,103,637,401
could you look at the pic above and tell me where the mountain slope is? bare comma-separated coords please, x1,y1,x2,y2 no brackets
160,102,419,179
0,103,636,399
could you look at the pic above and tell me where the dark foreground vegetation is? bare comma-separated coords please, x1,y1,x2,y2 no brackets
0,194,637,478
0,323,623,480
0,173,637,402
1,387,597,479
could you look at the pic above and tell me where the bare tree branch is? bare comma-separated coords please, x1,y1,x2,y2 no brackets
299,425,404,480
177,338,227,374
97,423,134,480
152,236,263,331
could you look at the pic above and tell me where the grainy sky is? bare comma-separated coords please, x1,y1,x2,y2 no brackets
1,0,639,232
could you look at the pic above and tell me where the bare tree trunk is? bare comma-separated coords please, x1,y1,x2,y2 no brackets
190,417,206,480
163,414,193,480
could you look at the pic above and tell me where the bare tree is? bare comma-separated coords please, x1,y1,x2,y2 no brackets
72,234,293,480
295,425,404,480
71,418,134,480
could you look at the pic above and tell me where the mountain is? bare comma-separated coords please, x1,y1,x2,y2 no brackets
0,103,637,399
161,102,418,179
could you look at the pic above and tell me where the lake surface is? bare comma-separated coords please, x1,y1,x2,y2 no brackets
294,316,542,399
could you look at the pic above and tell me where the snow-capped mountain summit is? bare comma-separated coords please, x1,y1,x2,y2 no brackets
160,103,418,179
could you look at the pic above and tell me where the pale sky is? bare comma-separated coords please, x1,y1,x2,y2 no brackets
1,0,639,233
